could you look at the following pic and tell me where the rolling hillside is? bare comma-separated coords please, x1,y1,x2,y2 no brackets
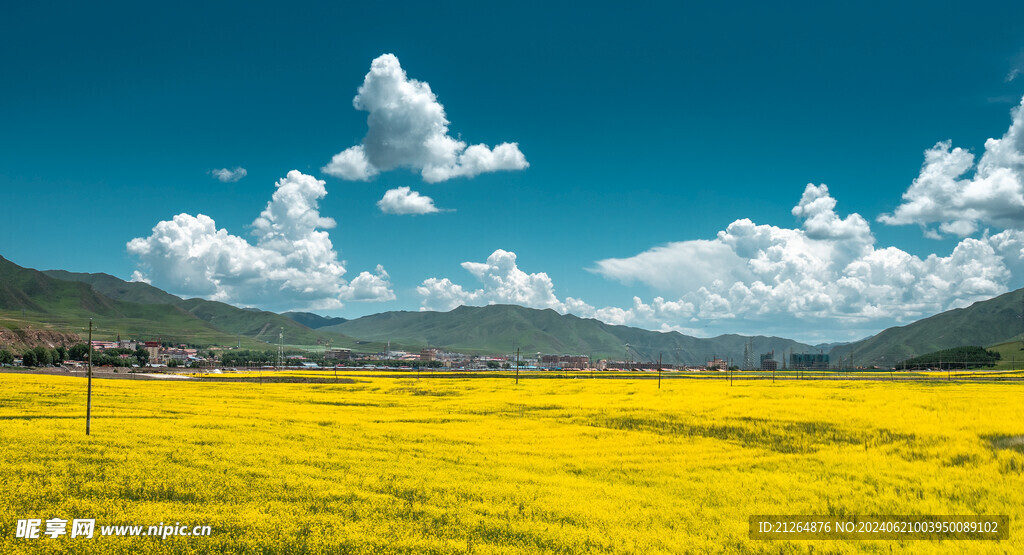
323,304,817,364
174,299,340,346
830,287,1024,366
42,270,183,305
28,254,1024,364
38,265,384,351
282,312,348,329
1,256,244,345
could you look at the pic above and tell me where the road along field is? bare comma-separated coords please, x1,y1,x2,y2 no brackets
1,373,1021,553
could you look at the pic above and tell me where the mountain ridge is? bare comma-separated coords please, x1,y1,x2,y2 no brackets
39,268,360,348
13,255,1024,364
282,311,348,329
830,287,1024,365
324,304,818,364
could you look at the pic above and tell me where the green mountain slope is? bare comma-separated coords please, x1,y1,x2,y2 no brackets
42,270,183,305
282,311,348,329
39,265,378,350
324,304,816,364
175,299,337,346
1,256,245,345
830,287,1024,366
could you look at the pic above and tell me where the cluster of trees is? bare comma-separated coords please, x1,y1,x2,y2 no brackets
0,346,67,367
485,361,513,369
75,346,150,368
32,344,150,368
901,346,1000,369
217,349,280,366
0,343,158,368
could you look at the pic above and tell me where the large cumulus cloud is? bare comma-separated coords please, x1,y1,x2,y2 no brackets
879,96,1024,237
418,250,572,312
415,249,702,334
417,185,1024,340
417,184,1024,340
593,184,1019,335
127,170,394,310
322,54,528,183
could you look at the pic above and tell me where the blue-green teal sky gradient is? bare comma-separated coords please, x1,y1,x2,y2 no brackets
3,1,1024,341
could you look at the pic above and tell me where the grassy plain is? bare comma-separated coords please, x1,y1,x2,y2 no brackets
1,373,1022,553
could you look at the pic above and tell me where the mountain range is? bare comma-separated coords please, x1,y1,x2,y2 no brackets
0,256,383,351
281,312,348,329
321,305,819,364
830,288,1024,365
4,254,1024,365
1,255,817,362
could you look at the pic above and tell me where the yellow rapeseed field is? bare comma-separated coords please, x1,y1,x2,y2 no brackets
1,373,1022,553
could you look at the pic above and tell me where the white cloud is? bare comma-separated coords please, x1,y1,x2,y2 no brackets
127,170,394,311
593,184,1016,335
417,277,481,312
417,249,563,312
377,186,441,215
322,53,528,183
415,249,697,331
792,183,873,243
345,265,397,302
1008,50,1024,82
417,185,1024,340
322,146,378,181
209,167,247,183
878,96,1024,236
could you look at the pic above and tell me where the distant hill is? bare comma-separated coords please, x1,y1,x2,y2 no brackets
0,257,388,351
174,298,337,346
323,304,816,364
34,254,1024,363
40,268,361,348
282,311,348,329
813,341,852,352
42,270,182,305
1,255,240,345
830,287,1024,366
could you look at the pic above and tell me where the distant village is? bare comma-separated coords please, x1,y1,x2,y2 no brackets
74,342,831,372
1,335,832,371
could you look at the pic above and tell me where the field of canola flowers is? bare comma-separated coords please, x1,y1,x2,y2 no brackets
1,372,1022,553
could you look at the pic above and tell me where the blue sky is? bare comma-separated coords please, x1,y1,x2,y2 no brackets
3,1,1024,342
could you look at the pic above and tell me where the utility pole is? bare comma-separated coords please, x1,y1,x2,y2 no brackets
86,319,93,436
657,353,662,389
515,347,520,385
278,328,284,370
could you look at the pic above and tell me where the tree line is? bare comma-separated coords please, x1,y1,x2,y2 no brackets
901,346,1000,369
0,344,150,368
216,349,447,368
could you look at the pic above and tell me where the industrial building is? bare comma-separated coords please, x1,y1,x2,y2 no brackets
789,353,829,369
